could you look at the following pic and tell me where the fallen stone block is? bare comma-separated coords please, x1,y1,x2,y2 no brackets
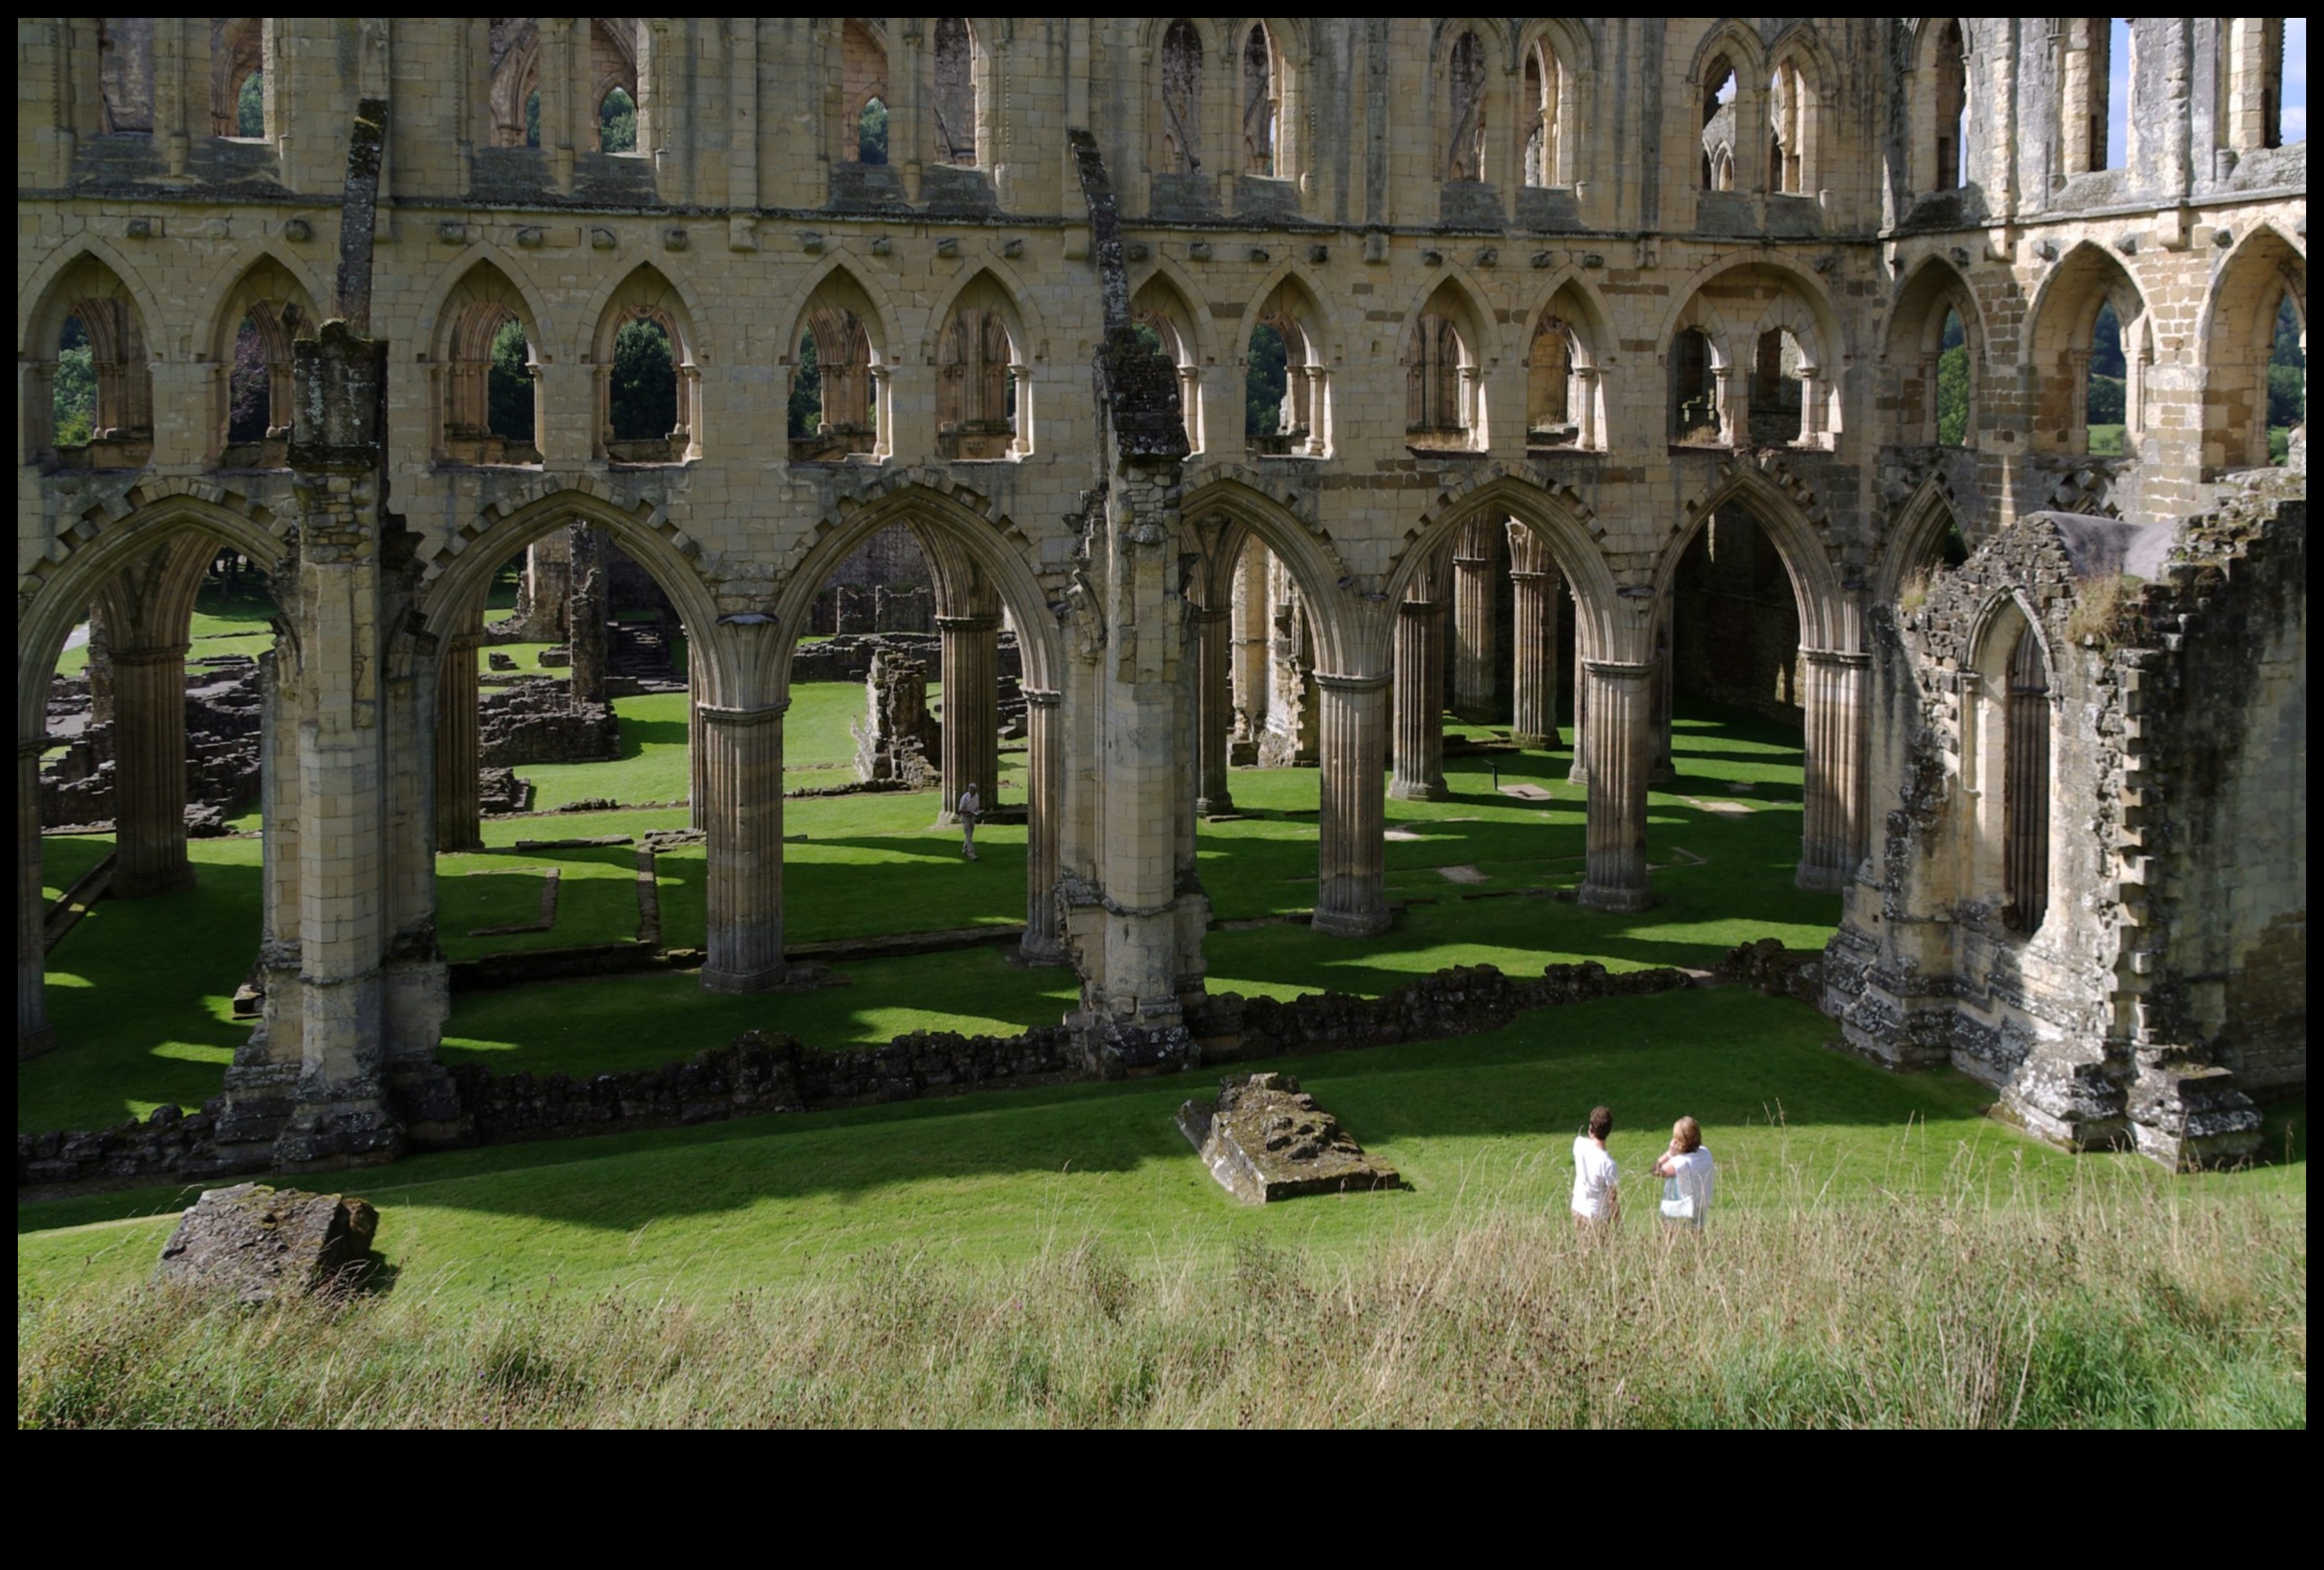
156,1183,380,1302
1177,1072,1400,1204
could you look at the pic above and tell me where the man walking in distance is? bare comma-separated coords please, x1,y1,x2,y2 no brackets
1570,1105,1620,1234
956,781,982,860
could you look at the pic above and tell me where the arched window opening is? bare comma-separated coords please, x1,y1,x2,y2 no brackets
486,317,536,452
1936,308,1970,447
604,316,678,459
1528,320,1575,445
839,21,888,166
1246,323,1291,450
790,308,878,462
1242,23,1278,177
1749,329,1807,445
211,18,266,138
1133,308,1200,451
487,19,543,149
97,19,156,134
1247,291,1323,457
221,305,303,465
1160,20,1204,174
1701,58,1738,190
2222,19,2294,152
1522,40,1567,187
937,306,1020,460
932,18,979,168
1406,315,1473,451
600,87,637,154
1932,21,1968,189
2086,301,2126,455
54,316,97,449
442,290,541,466
2059,19,2124,176
1671,328,1723,444
1768,59,1806,194
1445,30,1487,183
2001,624,2051,934
2268,294,2304,465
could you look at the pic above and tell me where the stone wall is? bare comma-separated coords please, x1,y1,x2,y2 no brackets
19,956,1699,1189
476,677,619,768
39,658,263,831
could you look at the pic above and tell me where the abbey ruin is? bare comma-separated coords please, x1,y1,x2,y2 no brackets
17,19,2304,1172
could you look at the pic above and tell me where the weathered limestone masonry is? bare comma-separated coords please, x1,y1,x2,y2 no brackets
1821,472,2304,1168
16,21,2305,1170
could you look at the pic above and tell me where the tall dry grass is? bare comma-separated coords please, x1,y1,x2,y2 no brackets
20,1161,2304,1428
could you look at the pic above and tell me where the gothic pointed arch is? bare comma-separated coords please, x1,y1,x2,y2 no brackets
21,249,158,466
1383,474,1624,666
1886,255,1985,447
428,256,552,465
2199,224,2306,473
1660,465,1852,654
2025,241,2152,456
587,261,702,461
929,269,1031,460
205,254,322,466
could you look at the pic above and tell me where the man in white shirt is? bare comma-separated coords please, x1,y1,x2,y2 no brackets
1570,1104,1620,1230
956,782,982,860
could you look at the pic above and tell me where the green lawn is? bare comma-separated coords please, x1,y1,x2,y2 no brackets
20,987,2305,1315
27,702,1840,1132
51,578,278,680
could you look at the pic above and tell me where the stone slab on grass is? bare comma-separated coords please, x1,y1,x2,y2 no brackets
1495,782,1554,801
156,1183,380,1302
1177,1073,1400,1204
1436,863,1490,883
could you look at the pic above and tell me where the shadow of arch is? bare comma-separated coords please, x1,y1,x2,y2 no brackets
417,484,734,703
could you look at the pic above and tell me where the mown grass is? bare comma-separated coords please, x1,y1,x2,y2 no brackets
18,986,2305,1427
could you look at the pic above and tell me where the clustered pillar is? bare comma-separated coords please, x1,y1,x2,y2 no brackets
1506,523,1562,750
1451,519,1502,723
1578,658,1655,913
700,699,788,993
1389,580,1448,801
107,641,196,898
567,520,609,709
1798,648,1869,891
1313,671,1391,937
935,611,1000,820
434,617,484,854
1194,604,1234,815
1019,688,1066,965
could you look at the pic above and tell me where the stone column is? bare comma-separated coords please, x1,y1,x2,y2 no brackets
434,627,484,853
1649,609,1678,787
19,739,53,1059
1389,586,1448,801
567,521,609,709
1577,659,1655,913
1313,671,1391,937
1507,526,1562,749
1798,648,1869,891
1019,688,1067,965
700,700,788,993
687,657,707,831
1568,651,1590,784
935,612,1001,822
108,642,196,898
1194,604,1234,815
1231,545,1271,741
1451,519,1502,722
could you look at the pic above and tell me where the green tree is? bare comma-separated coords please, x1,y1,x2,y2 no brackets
1935,309,1968,446
788,332,822,438
525,89,540,149
487,317,534,443
2268,295,2305,431
1245,324,1288,439
236,71,264,138
601,88,636,154
859,97,888,165
53,316,95,447
610,317,675,442
227,317,269,443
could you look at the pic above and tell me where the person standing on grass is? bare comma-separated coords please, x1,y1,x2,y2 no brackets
1652,1115,1715,1234
1570,1105,1620,1232
956,781,982,860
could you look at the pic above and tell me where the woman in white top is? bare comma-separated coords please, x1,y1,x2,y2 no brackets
1651,1116,1715,1231
1570,1105,1620,1230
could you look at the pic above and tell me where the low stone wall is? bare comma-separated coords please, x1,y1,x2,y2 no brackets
18,952,1749,1192
791,630,1024,685
1714,937,1824,1007
478,678,619,767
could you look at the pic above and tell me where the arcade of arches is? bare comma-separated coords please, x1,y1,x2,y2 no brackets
18,18,2305,1172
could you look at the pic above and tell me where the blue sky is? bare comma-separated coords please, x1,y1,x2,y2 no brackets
2110,19,2307,157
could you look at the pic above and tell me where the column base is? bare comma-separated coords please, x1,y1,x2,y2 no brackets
1567,763,1589,785
1794,860,1852,893
1577,881,1655,914
111,865,198,899
1073,1013,1200,1078
1310,905,1393,939
701,962,791,996
273,1099,405,1173
1648,759,1678,788
1511,730,1556,750
1387,780,1449,802
1017,934,1073,967
1195,793,1235,817
19,1024,57,1062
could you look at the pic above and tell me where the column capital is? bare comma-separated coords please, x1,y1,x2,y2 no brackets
1021,687,1062,709
699,700,790,728
108,643,193,667
934,612,1004,635
1801,646,1871,669
1582,658,1657,681
1313,670,1390,696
